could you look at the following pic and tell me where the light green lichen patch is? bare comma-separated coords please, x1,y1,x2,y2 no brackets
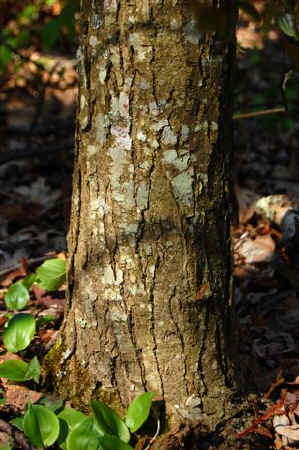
171,170,194,207
137,130,147,141
184,22,202,44
77,317,87,328
136,181,149,209
101,265,115,284
161,126,177,146
87,145,97,156
181,125,189,143
110,307,127,322
162,150,189,171
89,35,98,47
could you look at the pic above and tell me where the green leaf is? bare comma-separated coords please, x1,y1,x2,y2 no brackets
58,408,87,449
4,282,29,310
24,404,60,447
39,396,64,413
25,356,40,383
98,434,133,450
0,357,39,382
125,392,154,433
58,408,87,429
36,258,66,291
36,314,55,329
17,5,38,22
3,314,36,352
10,416,24,431
42,19,61,48
91,401,130,443
66,417,102,450
278,14,299,40
0,444,12,450
0,359,28,381
15,30,31,48
0,51,10,72
22,273,36,290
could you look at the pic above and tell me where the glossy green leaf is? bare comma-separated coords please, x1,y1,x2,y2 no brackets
10,416,24,431
58,408,87,429
4,282,29,310
58,408,87,449
3,314,36,352
25,356,40,383
22,273,36,290
98,434,133,450
0,357,39,382
36,258,66,291
0,45,12,71
66,417,102,450
278,14,298,40
24,404,59,447
91,400,130,443
0,359,28,381
125,392,154,433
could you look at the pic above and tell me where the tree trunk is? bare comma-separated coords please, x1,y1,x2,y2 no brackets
44,0,239,440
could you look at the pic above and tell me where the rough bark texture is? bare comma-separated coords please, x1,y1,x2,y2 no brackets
45,0,238,435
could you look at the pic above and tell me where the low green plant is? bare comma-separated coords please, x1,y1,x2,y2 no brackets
3,313,36,353
0,258,66,382
0,259,155,448
11,393,154,449
0,356,40,383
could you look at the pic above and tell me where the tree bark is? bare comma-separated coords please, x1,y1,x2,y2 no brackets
44,0,239,438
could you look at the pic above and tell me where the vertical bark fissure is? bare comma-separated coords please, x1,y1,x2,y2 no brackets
167,286,188,396
148,256,165,397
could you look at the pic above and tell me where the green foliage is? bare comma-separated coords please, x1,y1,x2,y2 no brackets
91,400,130,443
10,416,24,431
66,417,102,450
97,434,133,450
0,0,79,72
4,282,29,311
11,393,154,449
24,404,60,448
58,408,87,449
22,273,36,290
0,444,12,450
0,356,40,382
278,13,299,40
125,392,154,433
42,0,79,48
35,258,66,291
3,314,36,352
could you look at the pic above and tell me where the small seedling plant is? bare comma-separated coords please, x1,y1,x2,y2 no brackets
0,258,66,384
13,393,154,449
0,259,155,448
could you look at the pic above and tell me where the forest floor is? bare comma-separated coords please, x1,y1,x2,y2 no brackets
0,24,299,449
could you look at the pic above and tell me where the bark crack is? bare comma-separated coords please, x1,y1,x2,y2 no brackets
148,256,165,397
167,287,188,396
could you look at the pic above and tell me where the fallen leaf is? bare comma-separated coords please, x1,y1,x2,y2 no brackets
236,234,276,264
